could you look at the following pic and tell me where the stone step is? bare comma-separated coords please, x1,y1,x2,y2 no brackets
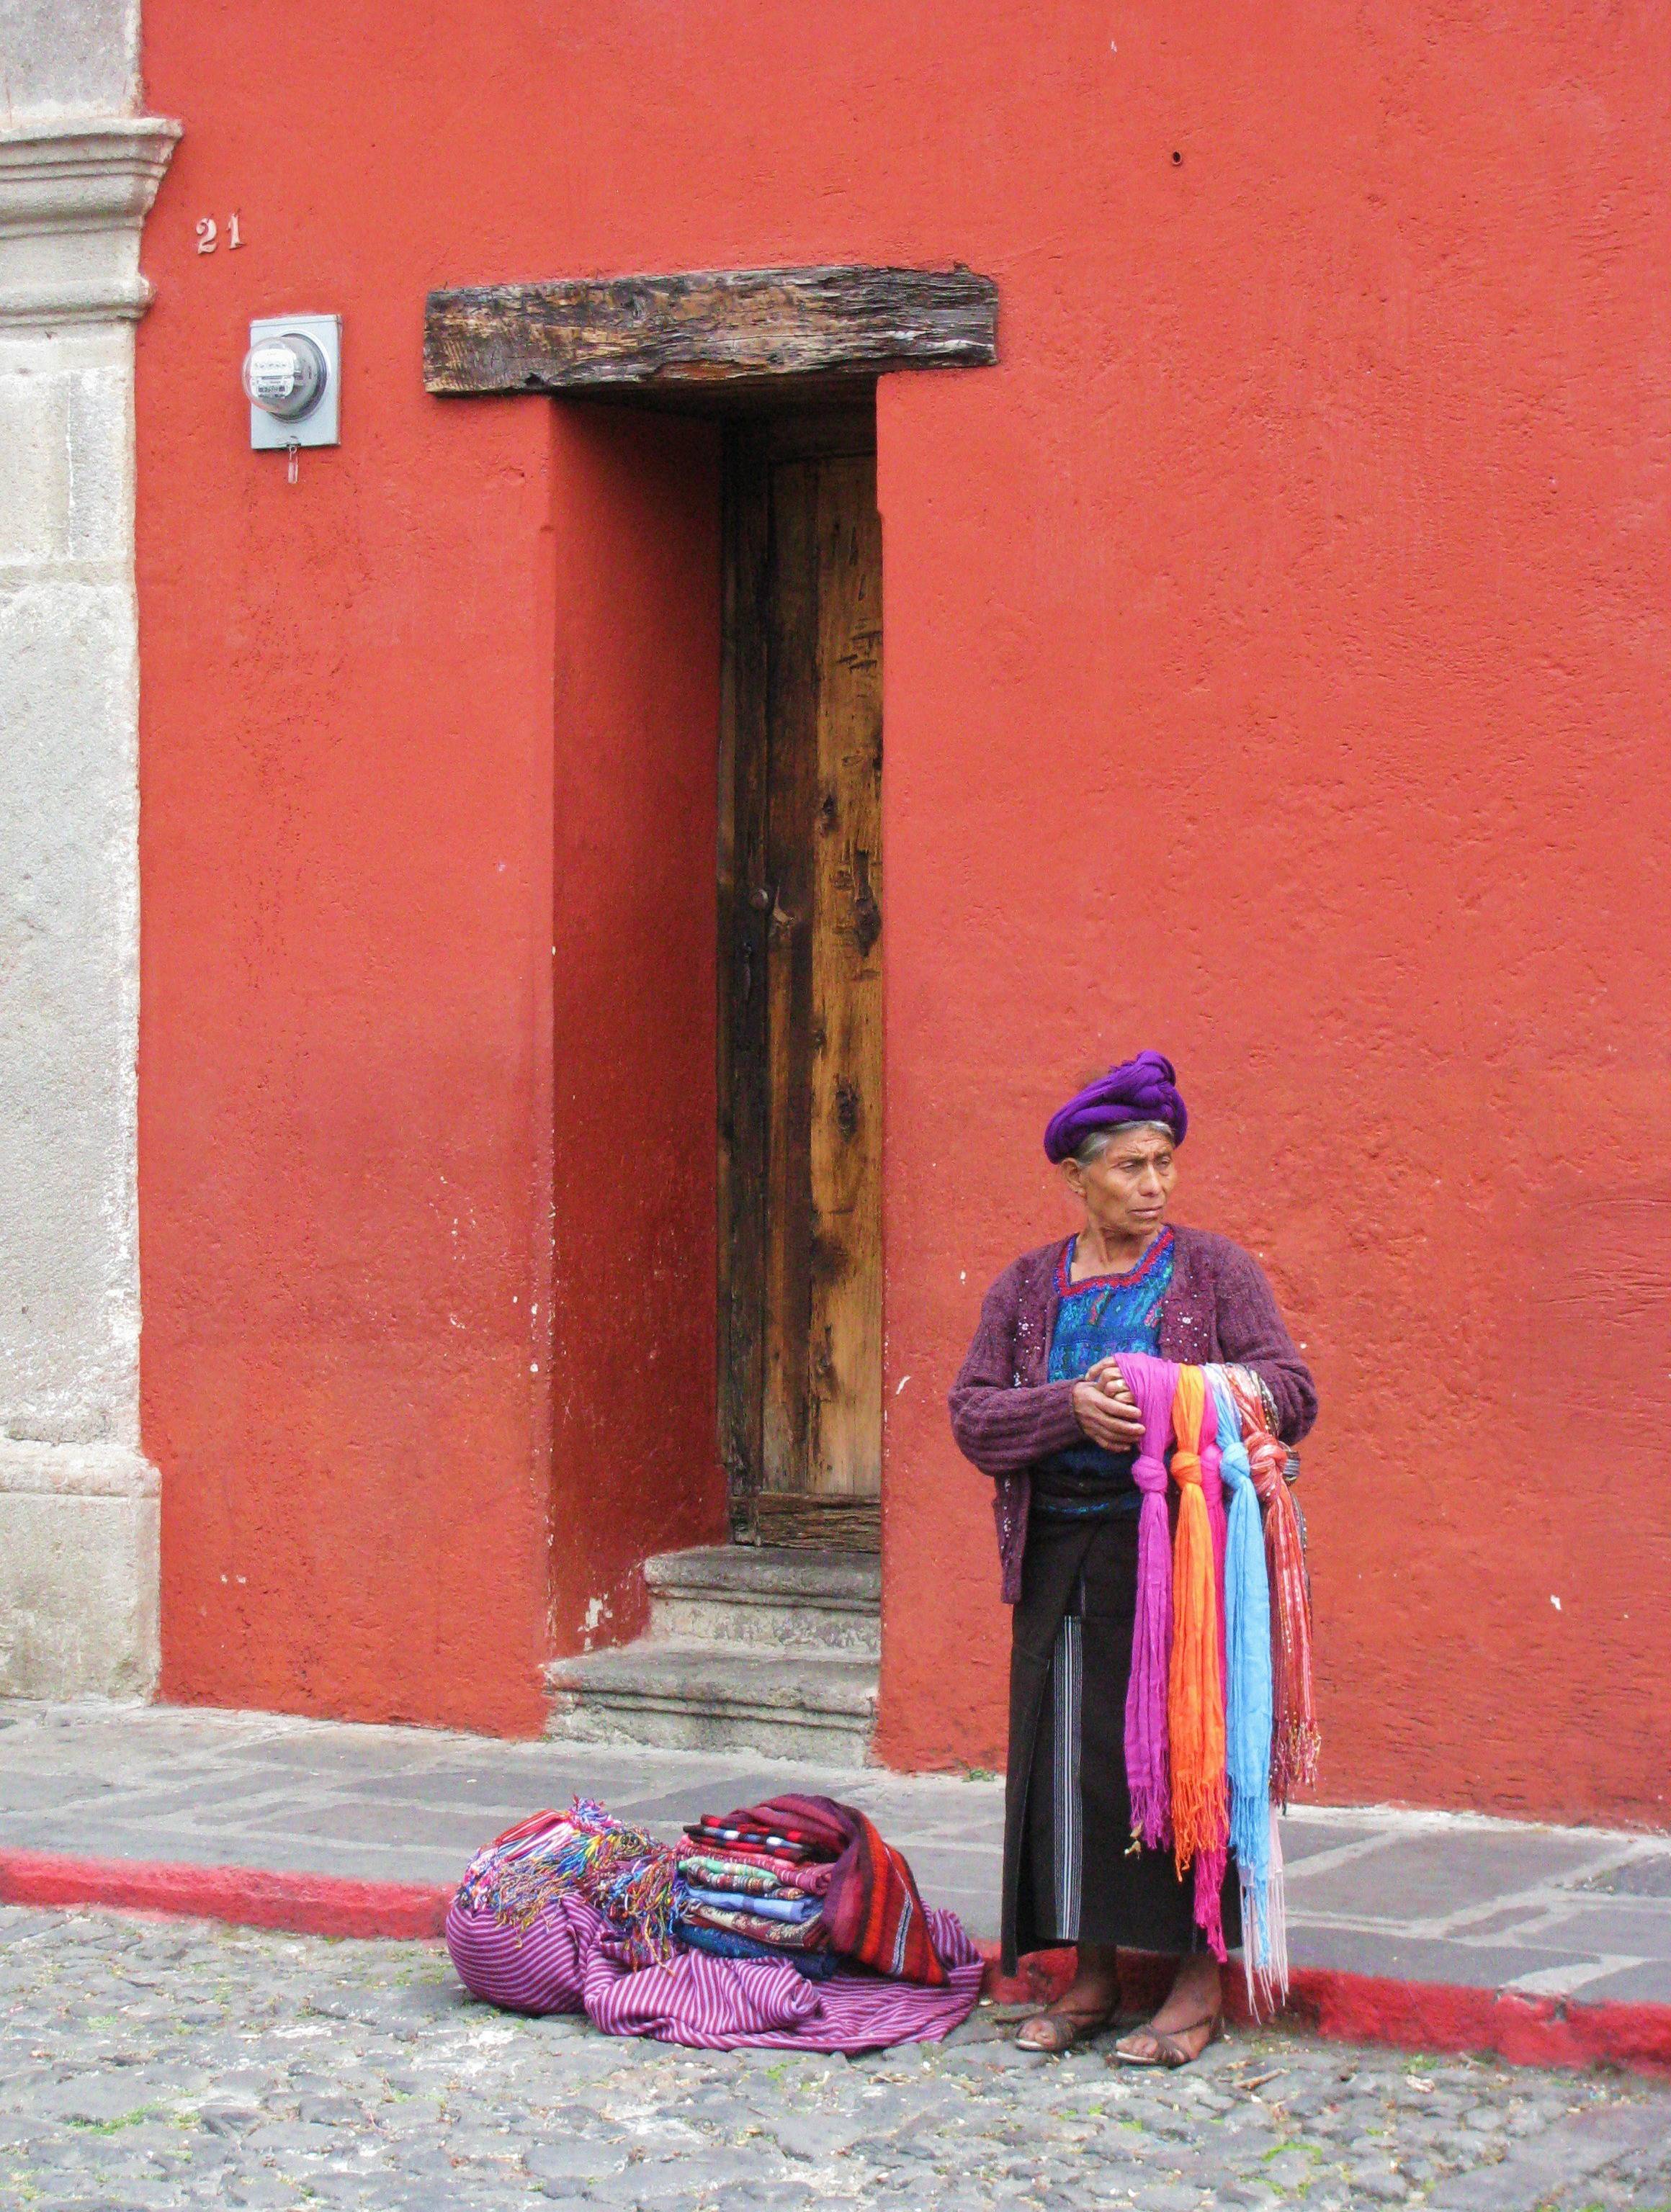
545,1638,877,1763
644,1544,879,1655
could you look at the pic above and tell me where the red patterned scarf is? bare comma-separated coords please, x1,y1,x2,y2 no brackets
1226,1367,1320,1802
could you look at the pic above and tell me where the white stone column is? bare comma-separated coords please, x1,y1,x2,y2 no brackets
0,112,177,1696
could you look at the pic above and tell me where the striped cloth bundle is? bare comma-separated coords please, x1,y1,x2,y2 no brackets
446,1889,982,2050
1113,1354,1320,2011
444,1790,977,2050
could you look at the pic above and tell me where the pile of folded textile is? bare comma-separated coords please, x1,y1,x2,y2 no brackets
676,1793,947,1987
676,1804,836,1978
445,1790,980,2051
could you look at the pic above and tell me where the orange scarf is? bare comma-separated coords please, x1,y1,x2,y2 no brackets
1167,1366,1229,1884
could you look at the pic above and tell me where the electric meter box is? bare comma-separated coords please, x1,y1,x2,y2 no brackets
246,314,341,451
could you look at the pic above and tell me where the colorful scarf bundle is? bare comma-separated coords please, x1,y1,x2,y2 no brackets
680,1898,828,1948
1208,1367,1286,2011
1225,1365,1320,1803
676,1923,841,1978
1083,1358,1316,1984
694,1794,948,1987
682,1887,823,1925
1114,1351,1179,1850
674,1852,794,1899
1167,1365,1230,1959
455,1799,682,1966
1193,1376,1232,1957
684,1819,815,1862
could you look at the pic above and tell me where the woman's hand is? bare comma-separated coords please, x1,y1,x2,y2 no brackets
1072,1359,1145,1450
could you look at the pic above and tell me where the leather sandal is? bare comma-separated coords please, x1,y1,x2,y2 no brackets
1111,2010,1224,2068
1016,2000,1117,2053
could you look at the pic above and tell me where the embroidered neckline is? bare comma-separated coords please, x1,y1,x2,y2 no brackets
1059,1225,1175,1297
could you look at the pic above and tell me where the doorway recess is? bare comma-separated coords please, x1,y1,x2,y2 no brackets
424,264,997,1571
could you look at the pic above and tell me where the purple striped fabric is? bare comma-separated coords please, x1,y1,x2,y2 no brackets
445,1894,983,2052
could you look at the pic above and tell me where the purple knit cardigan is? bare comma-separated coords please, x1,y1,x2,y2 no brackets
948,1224,1317,1604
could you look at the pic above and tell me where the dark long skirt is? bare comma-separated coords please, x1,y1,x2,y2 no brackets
1000,1506,1242,1973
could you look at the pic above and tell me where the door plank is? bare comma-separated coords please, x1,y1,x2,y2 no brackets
806,457,884,1500
717,436,771,1516
760,461,821,1494
753,1491,882,1552
719,422,885,1527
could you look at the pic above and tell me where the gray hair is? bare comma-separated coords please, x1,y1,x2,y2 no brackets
1070,1120,1176,1166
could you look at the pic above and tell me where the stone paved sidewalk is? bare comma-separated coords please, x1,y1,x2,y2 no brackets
3,1700,1671,2007
3,1906,1670,2212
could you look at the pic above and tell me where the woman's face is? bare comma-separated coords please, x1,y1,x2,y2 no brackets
1062,1125,1178,1242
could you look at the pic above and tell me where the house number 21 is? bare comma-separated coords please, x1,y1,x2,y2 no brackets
196,214,245,253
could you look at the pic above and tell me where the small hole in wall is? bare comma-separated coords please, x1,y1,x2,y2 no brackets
1171,149,1183,166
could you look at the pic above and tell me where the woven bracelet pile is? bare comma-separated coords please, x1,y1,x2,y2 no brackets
1113,1354,1319,2015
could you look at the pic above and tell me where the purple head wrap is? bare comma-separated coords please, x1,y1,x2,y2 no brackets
1042,1050,1187,1164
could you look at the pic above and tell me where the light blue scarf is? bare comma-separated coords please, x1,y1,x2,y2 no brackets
1209,1366,1284,2011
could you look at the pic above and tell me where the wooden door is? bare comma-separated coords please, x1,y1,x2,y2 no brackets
719,409,882,1550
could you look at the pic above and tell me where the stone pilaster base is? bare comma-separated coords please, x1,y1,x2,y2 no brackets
0,1443,159,1697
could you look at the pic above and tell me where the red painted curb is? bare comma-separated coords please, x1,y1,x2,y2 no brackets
5,1850,1667,2080
0,1850,451,1940
1276,1964,1671,2081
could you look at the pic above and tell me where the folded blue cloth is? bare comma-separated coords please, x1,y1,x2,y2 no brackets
682,1884,823,1924
676,1922,838,1979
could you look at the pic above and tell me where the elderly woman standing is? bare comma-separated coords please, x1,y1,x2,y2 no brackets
949,1053,1315,2062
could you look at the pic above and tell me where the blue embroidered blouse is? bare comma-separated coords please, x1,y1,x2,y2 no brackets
1034,1227,1175,1516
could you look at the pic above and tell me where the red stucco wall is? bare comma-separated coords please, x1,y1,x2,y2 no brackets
138,4,1669,1818
546,408,728,1657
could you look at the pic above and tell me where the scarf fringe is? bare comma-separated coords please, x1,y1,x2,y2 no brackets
1193,1843,1229,1962
1117,1353,1181,1853
1238,1859,1259,2013
1253,1802,1291,2015
1125,1487,1175,1850
1202,1365,1277,2006
455,1797,682,1965
1272,1718,1322,1807
1168,1369,1227,1878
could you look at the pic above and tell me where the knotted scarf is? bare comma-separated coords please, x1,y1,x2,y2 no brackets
1113,1351,1179,1850
1225,1366,1320,1804
1166,1366,1229,1959
1193,1374,1232,1954
1208,1367,1285,2011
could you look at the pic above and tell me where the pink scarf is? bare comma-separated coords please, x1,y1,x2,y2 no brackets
1114,1352,1180,1851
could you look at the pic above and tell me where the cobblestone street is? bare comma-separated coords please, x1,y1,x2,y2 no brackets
4,1907,1669,2212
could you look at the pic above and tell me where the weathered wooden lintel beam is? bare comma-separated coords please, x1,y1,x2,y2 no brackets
423,264,998,397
